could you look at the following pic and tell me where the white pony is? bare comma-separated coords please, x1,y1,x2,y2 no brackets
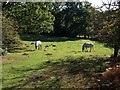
35,41,42,50
82,42,94,52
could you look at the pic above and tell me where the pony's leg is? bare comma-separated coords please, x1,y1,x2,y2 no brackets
82,46,84,52
91,47,93,52
37,46,39,50
35,44,37,50
83,48,85,52
38,45,40,50
84,47,85,51
35,46,37,50
90,47,91,52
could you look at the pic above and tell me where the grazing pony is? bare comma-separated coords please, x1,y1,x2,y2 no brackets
82,42,94,52
35,41,42,50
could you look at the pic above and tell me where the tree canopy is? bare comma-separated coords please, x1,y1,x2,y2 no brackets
52,2,91,37
3,2,55,34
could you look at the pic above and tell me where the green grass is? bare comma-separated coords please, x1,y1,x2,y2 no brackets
2,34,114,89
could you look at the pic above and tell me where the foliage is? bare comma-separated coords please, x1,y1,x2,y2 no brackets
2,2,55,34
85,5,102,38
52,2,90,37
2,16,20,50
96,1,120,58
98,10,120,46
2,2,103,38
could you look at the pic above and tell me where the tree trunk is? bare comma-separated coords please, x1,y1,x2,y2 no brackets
84,35,86,39
113,45,119,59
88,35,89,39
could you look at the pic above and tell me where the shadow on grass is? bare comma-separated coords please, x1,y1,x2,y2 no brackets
4,56,112,89
20,34,80,42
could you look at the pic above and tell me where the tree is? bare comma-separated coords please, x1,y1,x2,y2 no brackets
2,2,55,35
96,0,120,59
51,2,66,36
83,3,102,38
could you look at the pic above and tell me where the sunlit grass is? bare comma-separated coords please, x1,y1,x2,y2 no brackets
2,35,114,88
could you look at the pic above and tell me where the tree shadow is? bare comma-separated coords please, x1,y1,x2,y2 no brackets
20,34,80,42
7,56,111,89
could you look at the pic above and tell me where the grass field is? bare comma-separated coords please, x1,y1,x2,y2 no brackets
2,34,114,89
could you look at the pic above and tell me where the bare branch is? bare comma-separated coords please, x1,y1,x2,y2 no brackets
101,0,110,10
95,0,119,11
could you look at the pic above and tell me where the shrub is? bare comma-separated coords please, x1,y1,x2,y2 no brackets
98,64,120,89
2,16,20,51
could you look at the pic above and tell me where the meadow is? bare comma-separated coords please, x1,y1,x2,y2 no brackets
2,34,114,89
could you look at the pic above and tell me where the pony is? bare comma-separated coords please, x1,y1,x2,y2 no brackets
82,42,94,52
35,41,42,50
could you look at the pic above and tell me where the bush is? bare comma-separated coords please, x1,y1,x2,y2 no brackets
98,65,120,90
2,16,20,50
